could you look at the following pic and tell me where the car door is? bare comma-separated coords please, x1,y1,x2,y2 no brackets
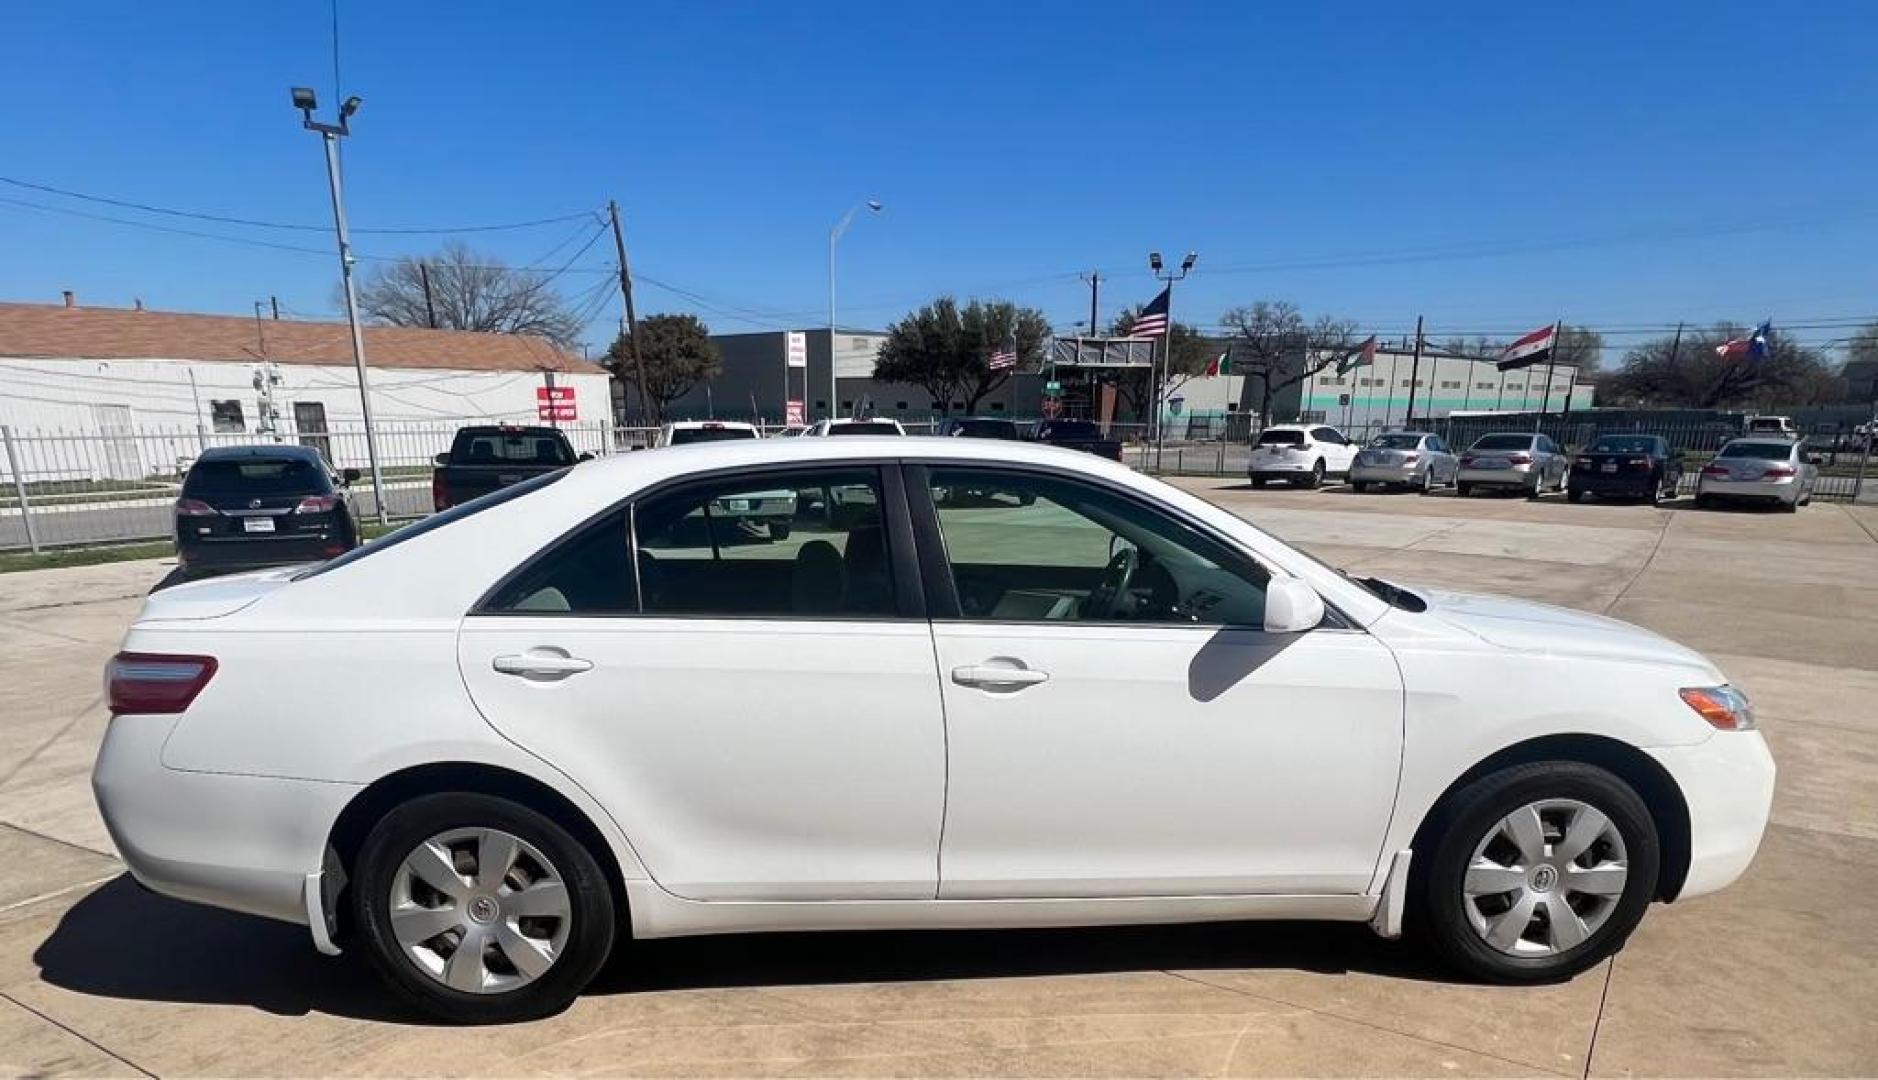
910,463,1403,899
1427,436,1457,482
1312,427,1358,473
457,463,947,902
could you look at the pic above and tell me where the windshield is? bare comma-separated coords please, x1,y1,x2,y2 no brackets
1588,436,1657,454
184,458,328,496
450,430,575,465
1472,434,1535,451
1255,429,1305,446
829,421,902,436
1368,434,1423,449
668,426,757,445
1719,442,1792,460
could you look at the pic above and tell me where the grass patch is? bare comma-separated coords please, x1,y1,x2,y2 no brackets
0,541,174,574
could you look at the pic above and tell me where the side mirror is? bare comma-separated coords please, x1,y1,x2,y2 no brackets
342,467,361,484
1807,454,1824,466
1263,577,1325,634
578,451,595,462
433,452,451,467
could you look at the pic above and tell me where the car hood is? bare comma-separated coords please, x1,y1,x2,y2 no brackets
1416,587,1722,679
136,565,306,622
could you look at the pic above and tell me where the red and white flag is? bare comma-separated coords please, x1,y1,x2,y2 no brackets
1496,324,1557,371
987,348,1017,370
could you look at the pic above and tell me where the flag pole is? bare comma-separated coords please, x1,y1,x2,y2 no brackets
1535,320,1561,434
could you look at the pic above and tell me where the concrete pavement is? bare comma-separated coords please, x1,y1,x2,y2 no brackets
0,485,1873,1076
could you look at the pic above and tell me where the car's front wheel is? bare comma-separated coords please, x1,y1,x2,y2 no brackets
1417,762,1659,984
351,793,617,1023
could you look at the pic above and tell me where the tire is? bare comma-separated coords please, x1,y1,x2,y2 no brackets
1526,478,1543,500
1249,476,1267,490
1418,469,1434,496
768,521,792,541
1299,460,1325,489
351,793,617,1024
1567,488,1583,504
1415,761,1659,984
1780,496,1799,514
1352,480,1369,494
1457,482,1473,498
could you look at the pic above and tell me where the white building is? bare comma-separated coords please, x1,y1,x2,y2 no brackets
0,298,612,479
1287,344,1593,435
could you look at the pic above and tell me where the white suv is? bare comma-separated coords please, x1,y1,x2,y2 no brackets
654,420,761,447
1248,424,1360,488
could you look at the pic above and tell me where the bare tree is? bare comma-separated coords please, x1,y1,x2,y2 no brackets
356,242,585,347
1217,301,1358,421
1108,308,1212,420
1602,324,1843,408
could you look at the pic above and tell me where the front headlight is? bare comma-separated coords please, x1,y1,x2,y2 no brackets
1679,685,1756,731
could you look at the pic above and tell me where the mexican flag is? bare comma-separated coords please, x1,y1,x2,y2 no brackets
1203,352,1231,376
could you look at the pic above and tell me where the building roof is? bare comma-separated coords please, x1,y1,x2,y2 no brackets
0,301,605,374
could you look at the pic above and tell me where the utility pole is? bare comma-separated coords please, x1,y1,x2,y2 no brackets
1080,271,1102,337
270,296,280,320
292,86,388,525
419,262,438,329
1404,315,1425,427
608,200,650,425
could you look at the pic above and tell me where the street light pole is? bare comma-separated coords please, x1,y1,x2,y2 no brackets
294,87,389,526
1148,250,1197,470
828,199,881,422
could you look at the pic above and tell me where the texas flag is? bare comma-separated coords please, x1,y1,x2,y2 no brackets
1715,320,1772,360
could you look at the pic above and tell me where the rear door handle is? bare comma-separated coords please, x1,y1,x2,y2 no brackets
951,664,1050,689
493,651,594,678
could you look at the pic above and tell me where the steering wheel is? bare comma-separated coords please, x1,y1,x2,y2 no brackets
1084,545,1139,620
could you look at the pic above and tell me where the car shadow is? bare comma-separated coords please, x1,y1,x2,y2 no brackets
37,875,1455,1021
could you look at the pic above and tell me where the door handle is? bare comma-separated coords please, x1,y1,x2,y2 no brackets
493,651,594,678
951,664,1049,689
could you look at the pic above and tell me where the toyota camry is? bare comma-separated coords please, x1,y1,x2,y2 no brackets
93,438,1774,1023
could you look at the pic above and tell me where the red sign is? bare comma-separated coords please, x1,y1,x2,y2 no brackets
535,386,575,402
536,384,576,421
537,405,577,422
785,399,805,426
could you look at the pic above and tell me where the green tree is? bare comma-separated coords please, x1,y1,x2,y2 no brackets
1108,308,1212,420
1216,300,1358,422
873,298,1050,414
603,314,721,423
1602,324,1843,409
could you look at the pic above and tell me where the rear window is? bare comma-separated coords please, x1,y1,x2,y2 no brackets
1369,434,1422,449
296,468,568,580
1255,429,1305,446
1039,420,1100,439
829,421,902,436
1472,434,1535,451
184,458,328,496
1588,436,1657,454
1718,442,1792,461
668,426,757,445
450,430,575,465
954,420,1018,438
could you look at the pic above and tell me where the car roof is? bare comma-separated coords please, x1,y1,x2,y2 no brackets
1724,438,1796,450
572,435,1118,488
668,420,757,429
194,444,323,462
1258,423,1316,431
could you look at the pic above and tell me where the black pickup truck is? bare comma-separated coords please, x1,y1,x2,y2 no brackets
1026,418,1125,462
431,425,581,511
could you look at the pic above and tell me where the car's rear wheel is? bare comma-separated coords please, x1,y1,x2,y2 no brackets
1300,460,1325,489
1249,476,1267,489
1417,762,1658,984
351,793,616,1024
1567,488,1584,503
1418,469,1435,495
1351,480,1368,493
1457,482,1473,497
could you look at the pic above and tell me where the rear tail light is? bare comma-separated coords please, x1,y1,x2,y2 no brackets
1572,456,1590,467
293,495,338,514
106,652,218,715
1702,464,1730,477
1507,453,1533,465
175,498,217,516
1400,453,1420,463
1679,685,1755,731
1625,457,1650,466
1763,465,1796,477
432,471,449,511
1460,454,1477,466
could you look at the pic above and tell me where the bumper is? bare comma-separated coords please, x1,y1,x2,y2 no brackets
1698,478,1798,503
1457,466,1536,488
1647,732,1776,900
177,535,348,570
1570,470,1656,494
1248,455,1320,476
1350,464,1423,485
92,712,361,926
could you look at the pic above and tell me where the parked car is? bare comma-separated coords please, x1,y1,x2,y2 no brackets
1695,438,1819,512
1456,433,1569,498
1026,418,1124,461
96,438,1773,1021
172,445,360,580
432,425,580,511
1349,431,1457,494
656,420,762,447
937,416,1021,439
1568,435,1683,504
804,417,907,436
1742,415,1798,439
1247,424,1358,488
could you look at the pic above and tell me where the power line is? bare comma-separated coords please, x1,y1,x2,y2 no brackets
0,174,600,235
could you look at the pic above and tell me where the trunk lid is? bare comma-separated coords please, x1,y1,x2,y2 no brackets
136,566,301,623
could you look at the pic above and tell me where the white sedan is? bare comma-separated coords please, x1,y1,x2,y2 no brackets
94,438,1773,1022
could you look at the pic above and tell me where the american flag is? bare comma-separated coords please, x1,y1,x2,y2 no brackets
1126,287,1171,338
987,348,1017,370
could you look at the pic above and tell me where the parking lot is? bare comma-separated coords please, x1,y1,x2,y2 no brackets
1,481,1874,1077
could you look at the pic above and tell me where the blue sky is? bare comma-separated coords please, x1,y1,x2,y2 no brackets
3,1,1874,362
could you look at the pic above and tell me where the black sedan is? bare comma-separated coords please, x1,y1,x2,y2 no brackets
173,445,361,578
1567,434,1682,504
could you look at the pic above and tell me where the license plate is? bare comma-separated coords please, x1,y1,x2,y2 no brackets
1478,459,1509,469
1601,463,1618,473
242,517,276,533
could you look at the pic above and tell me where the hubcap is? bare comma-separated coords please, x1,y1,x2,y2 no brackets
1462,799,1629,957
389,827,571,994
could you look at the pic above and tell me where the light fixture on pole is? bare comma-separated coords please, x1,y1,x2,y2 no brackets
1148,249,1197,466
827,198,882,420
292,85,389,526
